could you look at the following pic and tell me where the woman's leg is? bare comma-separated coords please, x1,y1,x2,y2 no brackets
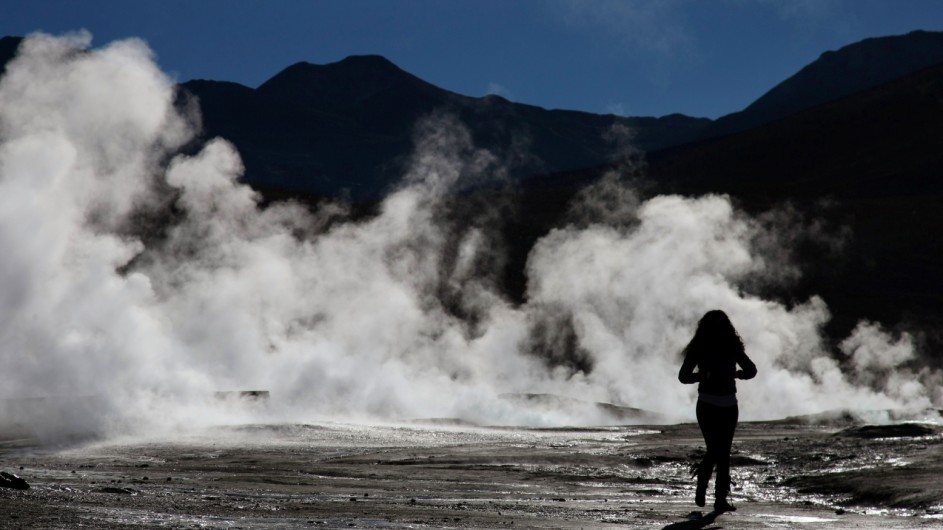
714,404,739,506
694,401,716,505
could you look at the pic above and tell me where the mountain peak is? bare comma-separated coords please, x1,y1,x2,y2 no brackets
333,54,400,70
256,54,437,112
271,54,405,81
258,54,412,91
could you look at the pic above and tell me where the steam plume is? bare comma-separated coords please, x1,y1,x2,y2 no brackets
0,33,939,442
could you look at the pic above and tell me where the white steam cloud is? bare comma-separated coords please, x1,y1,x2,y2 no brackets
0,33,939,442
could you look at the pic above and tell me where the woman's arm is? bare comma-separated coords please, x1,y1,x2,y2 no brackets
678,354,701,384
735,351,757,380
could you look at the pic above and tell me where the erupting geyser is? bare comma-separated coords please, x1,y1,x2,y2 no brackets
0,32,940,442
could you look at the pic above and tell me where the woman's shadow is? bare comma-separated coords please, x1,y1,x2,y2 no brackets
661,510,720,530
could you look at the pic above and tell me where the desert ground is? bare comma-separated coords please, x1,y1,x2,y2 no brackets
1,416,942,529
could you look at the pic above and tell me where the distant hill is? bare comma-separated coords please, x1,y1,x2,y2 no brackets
181,55,709,198
6,31,943,200
487,52,943,350
702,30,943,139
503,60,943,345
0,37,709,198
645,63,943,344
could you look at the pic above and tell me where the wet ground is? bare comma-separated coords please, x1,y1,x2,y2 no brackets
1,418,942,528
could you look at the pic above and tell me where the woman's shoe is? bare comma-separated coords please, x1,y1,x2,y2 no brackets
691,461,709,507
714,499,737,513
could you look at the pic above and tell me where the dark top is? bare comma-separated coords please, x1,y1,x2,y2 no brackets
678,348,757,395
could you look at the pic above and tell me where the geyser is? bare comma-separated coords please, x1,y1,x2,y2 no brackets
0,33,939,442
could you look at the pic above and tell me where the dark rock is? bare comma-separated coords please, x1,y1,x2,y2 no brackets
98,487,135,495
835,423,938,439
0,471,29,490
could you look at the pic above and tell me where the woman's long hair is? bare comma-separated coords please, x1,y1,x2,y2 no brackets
682,310,744,363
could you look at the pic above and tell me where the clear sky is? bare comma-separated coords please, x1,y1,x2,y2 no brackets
4,0,943,119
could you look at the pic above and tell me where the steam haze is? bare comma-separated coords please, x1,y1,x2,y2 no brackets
1,34,939,442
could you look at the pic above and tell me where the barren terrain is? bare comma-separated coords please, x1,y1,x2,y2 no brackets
2,417,942,529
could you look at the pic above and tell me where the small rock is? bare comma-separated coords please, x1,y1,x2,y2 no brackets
0,472,29,490
99,487,134,495
835,508,846,515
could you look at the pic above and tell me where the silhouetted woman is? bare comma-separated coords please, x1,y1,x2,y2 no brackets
678,310,756,513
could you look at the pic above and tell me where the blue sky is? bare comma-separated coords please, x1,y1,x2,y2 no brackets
4,0,943,118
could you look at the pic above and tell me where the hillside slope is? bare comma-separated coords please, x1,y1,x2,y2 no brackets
181,55,709,198
703,30,943,139
648,63,943,342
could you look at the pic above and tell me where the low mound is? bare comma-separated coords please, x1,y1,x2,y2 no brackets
835,423,939,439
774,408,942,427
498,393,669,425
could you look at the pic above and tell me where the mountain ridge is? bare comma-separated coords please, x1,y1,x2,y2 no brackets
177,54,712,198
702,30,943,139
257,55,451,112
7,31,943,199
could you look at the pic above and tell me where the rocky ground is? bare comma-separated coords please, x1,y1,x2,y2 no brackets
1,418,942,529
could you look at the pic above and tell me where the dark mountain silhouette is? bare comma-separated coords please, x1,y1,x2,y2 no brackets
508,61,943,350
492,31,943,352
181,55,709,198
703,30,943,139
0,37,708,199
507,56,943,350
647,62,943,344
